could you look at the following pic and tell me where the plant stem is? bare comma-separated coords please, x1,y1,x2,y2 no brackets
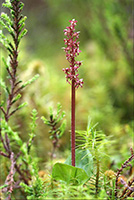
119,176,134,199
4,0,19,122
71,79,75,166
63,19,83,166
95,158,100,197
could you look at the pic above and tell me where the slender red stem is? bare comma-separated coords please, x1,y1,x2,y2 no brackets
71,79,75,166
63,19,83,166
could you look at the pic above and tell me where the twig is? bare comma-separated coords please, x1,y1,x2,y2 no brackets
0,129,9,153
119,176,134,199
14,163,29,185
115,148,134,199
0,151,9,158
5,133,11,153
2,152,15,195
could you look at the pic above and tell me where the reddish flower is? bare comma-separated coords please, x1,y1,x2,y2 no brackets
63,19,83,88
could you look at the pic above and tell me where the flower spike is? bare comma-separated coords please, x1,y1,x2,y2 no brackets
63,19,83,89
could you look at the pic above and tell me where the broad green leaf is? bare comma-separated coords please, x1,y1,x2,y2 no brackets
52,163,89,185
65,149,93,178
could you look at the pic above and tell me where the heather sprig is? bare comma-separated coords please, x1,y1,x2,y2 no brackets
0,0,39,197
63,19,83,89
0,0,27,121
20,163,45,200
1,152,15,199
0,0,39,122
115,147,134,199
41,103,66,160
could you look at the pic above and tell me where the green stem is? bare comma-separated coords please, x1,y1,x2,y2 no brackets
95,158,100,197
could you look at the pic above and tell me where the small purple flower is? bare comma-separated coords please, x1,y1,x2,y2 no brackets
63,19,83,88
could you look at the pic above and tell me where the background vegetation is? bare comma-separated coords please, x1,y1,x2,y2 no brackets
1,0,133,179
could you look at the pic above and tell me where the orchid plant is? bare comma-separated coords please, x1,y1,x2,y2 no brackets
63,19,83,166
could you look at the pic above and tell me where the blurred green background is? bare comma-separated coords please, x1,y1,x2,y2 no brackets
1,0,133,165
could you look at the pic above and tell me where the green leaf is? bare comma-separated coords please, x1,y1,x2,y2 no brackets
0,79,6,92
0,184,8,189
0,100,4,107
49,106,53,118
20,182,32,193
0,78,9,94
12,94,21,104
18,22,25,33
31,109,38,120
65,149,93,178
21,74,39,88
1,12,12,26
57,119,66,138
17,102,27,109
2,0,12,9
52,163,89,185
41,116,50,125
29,109,38,136
1,119,23,146
0,30,10,48
0,18,13,34
20,142,27,155
18,16,27,25
55,111,65,124
55,102,62,119
2,57,9,68
18,2,24,10
18,28,27,43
